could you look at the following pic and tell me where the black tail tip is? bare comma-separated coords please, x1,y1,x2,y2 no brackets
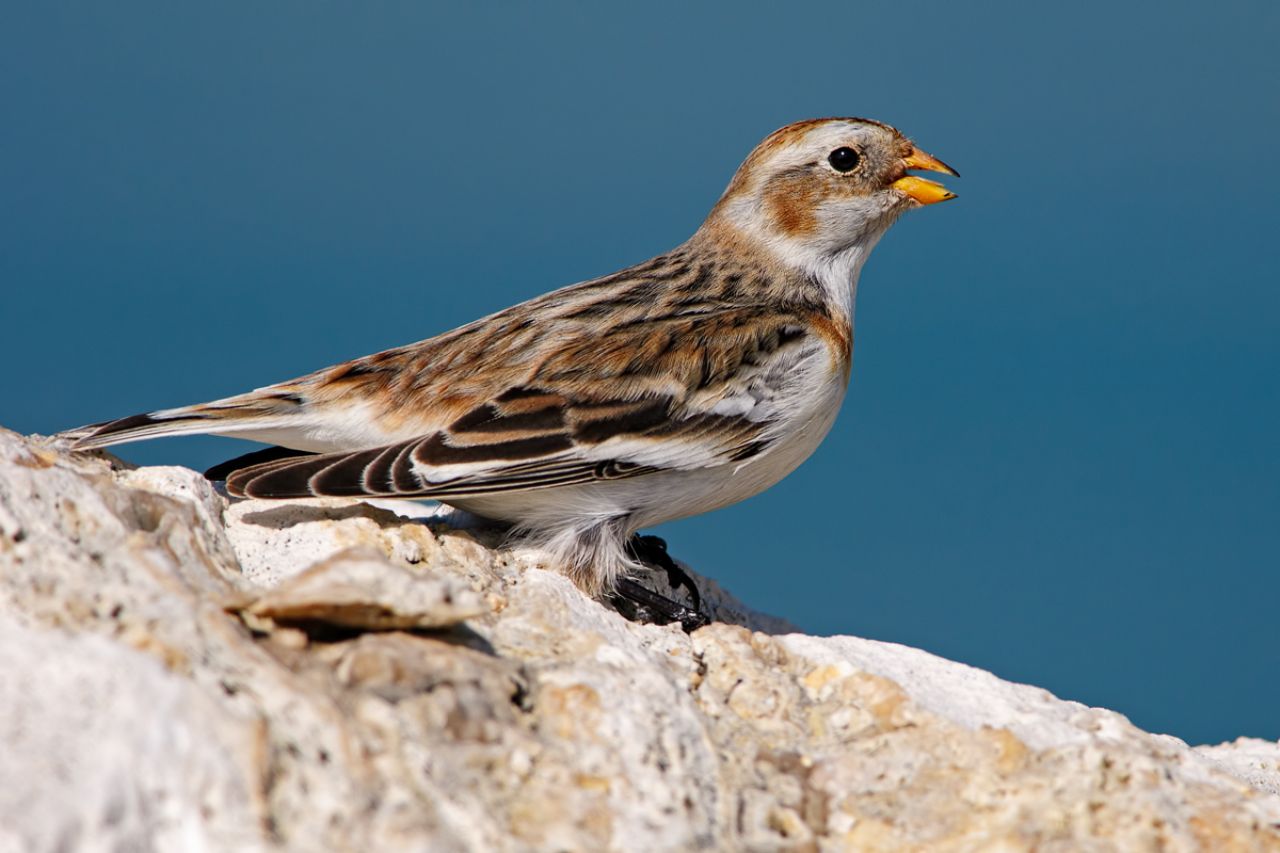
103,413,165,433
62,412,165,447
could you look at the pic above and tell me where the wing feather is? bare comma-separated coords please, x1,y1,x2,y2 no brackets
219,304,838,501
224,394,772,500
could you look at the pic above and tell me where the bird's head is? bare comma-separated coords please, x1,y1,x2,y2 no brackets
705,117,958,274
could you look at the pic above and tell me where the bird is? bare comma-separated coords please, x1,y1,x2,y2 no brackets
59,116,957,606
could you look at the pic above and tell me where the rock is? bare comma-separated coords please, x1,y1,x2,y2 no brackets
0,614,265,852
1196,739,1280,798
230,547,486,631
2,426,1278,851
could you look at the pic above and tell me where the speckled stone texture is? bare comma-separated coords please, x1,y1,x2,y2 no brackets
1,427,1277,851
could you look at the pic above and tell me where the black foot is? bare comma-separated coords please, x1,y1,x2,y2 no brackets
607,535,709,633
627,535,703,611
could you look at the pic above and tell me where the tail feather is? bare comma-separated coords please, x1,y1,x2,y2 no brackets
57,410,220,449
58,405,299,451
57,384,312,450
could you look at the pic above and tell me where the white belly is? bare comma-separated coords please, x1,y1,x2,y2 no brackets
449,377,847,532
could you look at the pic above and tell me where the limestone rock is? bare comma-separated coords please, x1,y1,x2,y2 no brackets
2,427,1278,851
0,614,265,853
230,547,486,631
1196,738,1280,798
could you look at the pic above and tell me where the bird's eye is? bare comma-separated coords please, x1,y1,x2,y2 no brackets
827,147,860,173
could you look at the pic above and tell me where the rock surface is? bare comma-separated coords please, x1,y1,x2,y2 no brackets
1,426,1277,851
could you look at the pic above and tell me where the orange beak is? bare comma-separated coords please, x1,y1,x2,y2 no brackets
891,145,959,205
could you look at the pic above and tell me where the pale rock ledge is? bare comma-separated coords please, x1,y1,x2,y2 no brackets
0,426,1277,852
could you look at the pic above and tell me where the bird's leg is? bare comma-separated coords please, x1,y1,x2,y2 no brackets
608,535,709,632
628,535,703,611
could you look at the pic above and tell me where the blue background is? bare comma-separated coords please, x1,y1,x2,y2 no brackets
3,3,1277,745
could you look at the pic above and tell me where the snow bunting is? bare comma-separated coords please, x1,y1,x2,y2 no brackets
60,117,958,598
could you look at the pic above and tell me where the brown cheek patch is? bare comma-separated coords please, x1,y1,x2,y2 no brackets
762,172,819,238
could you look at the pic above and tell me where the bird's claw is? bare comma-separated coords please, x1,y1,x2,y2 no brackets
609,535,709,632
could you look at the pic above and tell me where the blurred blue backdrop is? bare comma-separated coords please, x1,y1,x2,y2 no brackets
3,3,1277,745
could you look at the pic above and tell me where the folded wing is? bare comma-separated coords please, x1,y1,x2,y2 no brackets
223,299,840,500
225,388,768,499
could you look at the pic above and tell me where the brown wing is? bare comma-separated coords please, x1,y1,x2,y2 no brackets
223,389,765,499
224,273,845,500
